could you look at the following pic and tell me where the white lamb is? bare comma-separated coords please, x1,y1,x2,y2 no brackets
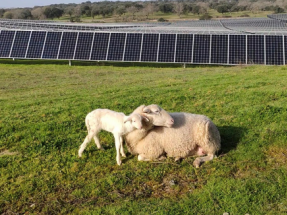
78,108,147,165
124,109,221,168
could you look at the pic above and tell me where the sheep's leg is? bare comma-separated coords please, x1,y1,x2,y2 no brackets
113,134,122,165
193,154,214,168
119,136,126,157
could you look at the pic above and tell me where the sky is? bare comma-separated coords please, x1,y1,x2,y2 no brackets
1,0,88,9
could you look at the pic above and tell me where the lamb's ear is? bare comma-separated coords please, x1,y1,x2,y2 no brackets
143,106,151,113
124,116,132,123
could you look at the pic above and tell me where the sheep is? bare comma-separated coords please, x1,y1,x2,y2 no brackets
124,111,221,168
78,108,148,165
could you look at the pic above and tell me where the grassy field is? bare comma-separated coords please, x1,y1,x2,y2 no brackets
1,60,287,214
58,9,274,23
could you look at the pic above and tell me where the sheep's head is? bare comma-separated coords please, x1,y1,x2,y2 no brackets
124,113,148,130
141,104,174,128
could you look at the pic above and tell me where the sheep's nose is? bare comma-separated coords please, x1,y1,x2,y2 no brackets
171,119,174,124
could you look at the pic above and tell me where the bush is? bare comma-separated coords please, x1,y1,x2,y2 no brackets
158,17,168,22
199,13,212,20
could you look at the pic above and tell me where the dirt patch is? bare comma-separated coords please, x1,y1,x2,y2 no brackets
0,150,18,157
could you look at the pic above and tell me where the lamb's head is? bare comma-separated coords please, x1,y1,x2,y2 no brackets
140,104,174,128
124,113,148,130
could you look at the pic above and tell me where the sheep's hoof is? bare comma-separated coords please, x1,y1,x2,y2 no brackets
117,159,122,166
121,153,127,157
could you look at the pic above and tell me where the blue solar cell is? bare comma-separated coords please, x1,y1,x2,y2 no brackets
58,32,78,59
141,34,159,62
42,32,62,59
124,33,142,62
247,35,264,64
74,32,94,60
107,33,126,61
158,34,176,63
193,35,210,64
211,35,228,64
266,35,283,65
26,31,46,59
10,31,31,58
0,30,15,58
229,35,246,65
90,33,110,61
175,34,193,63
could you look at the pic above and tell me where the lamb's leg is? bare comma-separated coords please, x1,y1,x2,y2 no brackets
193,154,214,168
78,131,95,157
138,154,166,161
113,134,122,165
93,133,104,150
119,136,126,157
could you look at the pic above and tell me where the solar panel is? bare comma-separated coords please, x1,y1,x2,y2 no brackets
158,34,176,63
42,32,62,59
124,33,142,62
211,35,228,64
229,35,246,65
193,35,210,64
0,30,15,58
74,32,94,60
90,33,110,61
266,35,283,65
175,34,193,63
247,35,265,64
26,31,46,59
58,32,78,60
10,31,31,58
107,33,126,61
141,34,159,62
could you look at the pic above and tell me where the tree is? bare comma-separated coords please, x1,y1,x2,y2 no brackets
142,3,156,20
174,2,184,18
159,3,174,13
217,5,229,14
0,9,5,18
81,4,91,16
65,6,75,18
31,7,46,20
126,6,139,20
3,11,13,19
115,6,126,17
43,7,63,19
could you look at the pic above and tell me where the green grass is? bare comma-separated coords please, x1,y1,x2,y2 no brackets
1,60,287,214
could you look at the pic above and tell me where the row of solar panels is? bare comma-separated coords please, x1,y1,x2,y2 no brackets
0,30,286,65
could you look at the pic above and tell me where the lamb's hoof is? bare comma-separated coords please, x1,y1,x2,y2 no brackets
99,147,105,151
193,159,201,168
117,159,122,166
121,153,127,158
138,155,145,161
174,157,181,162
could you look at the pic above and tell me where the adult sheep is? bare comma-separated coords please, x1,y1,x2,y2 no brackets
124,111,221,168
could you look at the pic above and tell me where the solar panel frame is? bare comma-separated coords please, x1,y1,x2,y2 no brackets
0,30,16,58
90,32,110,61
74,32,94,60
26,31,47,59
10,31,31,58
141,34,159,62
42,31,62,59
58,32,78,60
123,33,142,62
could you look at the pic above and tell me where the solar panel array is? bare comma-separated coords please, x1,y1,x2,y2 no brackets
1,16,287,65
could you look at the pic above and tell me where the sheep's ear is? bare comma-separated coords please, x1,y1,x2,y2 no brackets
143,106,151,113
124,116,132,123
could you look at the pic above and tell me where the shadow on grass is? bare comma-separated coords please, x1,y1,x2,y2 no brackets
0,59,231,68
218,126,246,155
